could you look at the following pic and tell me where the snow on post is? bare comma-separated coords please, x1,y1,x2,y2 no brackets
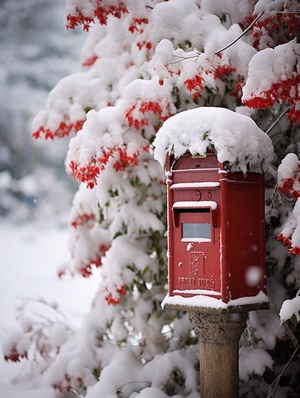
154,106,274,173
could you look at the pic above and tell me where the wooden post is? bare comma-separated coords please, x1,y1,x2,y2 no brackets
189,311,247,398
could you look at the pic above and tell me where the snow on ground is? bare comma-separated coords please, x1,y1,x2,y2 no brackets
0,221,101,397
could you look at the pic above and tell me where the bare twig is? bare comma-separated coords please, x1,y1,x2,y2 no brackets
277,11,300,14
70,388,84,398
265,299,300,396
269,297,300,356
215,11,265,54
266,106,290,137
261,297,300,397
266,348,297,398
170,54,201,65
17,296,69,321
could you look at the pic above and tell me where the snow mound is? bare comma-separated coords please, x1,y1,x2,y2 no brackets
277,153,299,186
242,39,300,101
154,107,274,173
279,296,300,324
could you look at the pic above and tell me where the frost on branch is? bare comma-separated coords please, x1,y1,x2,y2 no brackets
277,198,300,256
3,330,30,363
32,72,100,140
154,107,274,173
277,153,300,255
277,153,300,202
239,347,274,382
66,106,149,188
65,0,129,30
66,138,168,308
242,40,300,125
276,154,300,325
65,78,176,188
245,0,300,50
4,298,73,370
84,346,198,397
279,296,300,325
152,19,256,102
32,55,129,140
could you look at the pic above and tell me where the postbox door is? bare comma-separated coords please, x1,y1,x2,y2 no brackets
171,205,221,297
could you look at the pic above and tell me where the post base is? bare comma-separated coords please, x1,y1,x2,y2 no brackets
189,311,247,398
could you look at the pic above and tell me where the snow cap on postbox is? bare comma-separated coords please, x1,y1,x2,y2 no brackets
153,107,274,173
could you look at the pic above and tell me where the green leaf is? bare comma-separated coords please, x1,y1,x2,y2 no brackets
290,313,299,327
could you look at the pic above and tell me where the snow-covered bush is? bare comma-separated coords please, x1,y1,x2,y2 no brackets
4,0,300,396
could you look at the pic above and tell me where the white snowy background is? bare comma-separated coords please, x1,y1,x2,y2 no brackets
0,1,97,396
0,223,101,398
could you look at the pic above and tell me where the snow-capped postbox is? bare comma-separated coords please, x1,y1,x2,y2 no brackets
166,150,266,306
154,107,274,311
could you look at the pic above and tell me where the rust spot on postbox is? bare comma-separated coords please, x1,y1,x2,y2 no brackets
166,151,266,304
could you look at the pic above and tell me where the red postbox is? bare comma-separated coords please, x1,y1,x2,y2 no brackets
166,150,267,308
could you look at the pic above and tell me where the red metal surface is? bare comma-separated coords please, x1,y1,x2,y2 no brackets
166,151,266,304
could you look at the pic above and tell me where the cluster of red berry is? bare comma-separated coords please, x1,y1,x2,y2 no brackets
32,119,85,140
82,54,98,67
277,232,300,256
244,73,300,125
69,144,148,188
79,245,110,278
69,149,113,189
240,12,300,49
128,17,149,34
66,1,128,31
278,174,300,203
113,146,147,172
277,160,300,255
4,346,27,363
104,285,127,305
125,100,172,130
52,373,81,394
183,63,237,100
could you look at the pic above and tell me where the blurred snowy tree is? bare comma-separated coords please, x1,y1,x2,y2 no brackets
3,0,300,396
0,0,84,221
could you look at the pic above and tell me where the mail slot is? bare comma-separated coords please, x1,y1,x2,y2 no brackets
166,151,266,304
